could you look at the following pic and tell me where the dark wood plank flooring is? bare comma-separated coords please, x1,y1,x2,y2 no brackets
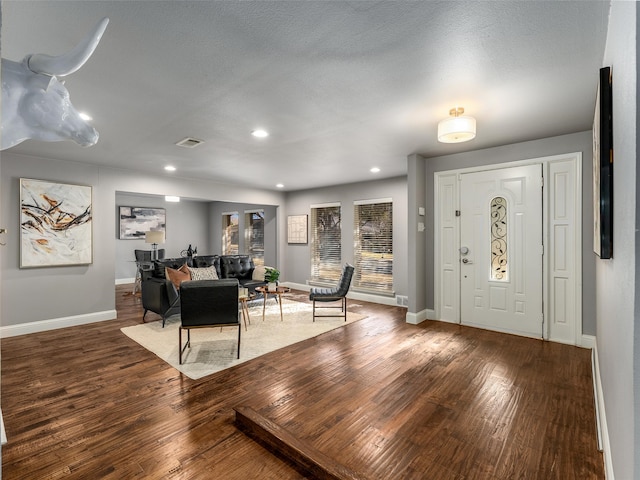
1,285,604,479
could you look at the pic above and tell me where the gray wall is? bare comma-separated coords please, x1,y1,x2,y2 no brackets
1,154,113,326
0,152,284,327
597,2,637,478
407,154,426,313
636,6,640,477
407,131,596,335
282,176,408,297
115,193,211,280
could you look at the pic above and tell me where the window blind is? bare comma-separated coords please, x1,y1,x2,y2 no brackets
310,205,342,283
244,210,264,266
353,200,393,293
222,212,239,255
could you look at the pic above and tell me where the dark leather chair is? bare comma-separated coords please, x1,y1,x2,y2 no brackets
179,279,241,364
134,249,164,295
134,248,165,262
141,257,188,327
142,277,180,327
309,264,355,321
134,249,164,283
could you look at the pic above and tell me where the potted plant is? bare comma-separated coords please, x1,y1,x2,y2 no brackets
264,267,280,292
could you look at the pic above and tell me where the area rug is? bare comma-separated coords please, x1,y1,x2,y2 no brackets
121,298,366,380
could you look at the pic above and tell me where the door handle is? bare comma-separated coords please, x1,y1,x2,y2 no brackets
0,228,6,246
462,258,473,264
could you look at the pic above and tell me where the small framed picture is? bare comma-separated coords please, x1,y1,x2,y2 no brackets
287,214,308,244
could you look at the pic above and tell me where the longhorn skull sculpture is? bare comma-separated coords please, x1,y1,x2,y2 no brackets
1,17,109,150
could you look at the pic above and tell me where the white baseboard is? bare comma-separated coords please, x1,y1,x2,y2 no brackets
281,282,311,292
116,277,135,285
406,310,426,324
0,310,118,337
581,334,596,349
592,341,614,479
281,282,402,307
405,309,436,324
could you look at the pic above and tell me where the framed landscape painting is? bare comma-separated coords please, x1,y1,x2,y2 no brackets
119,206,166,240
20,178,93,268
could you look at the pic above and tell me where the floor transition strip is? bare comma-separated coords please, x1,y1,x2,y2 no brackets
234,406,366,480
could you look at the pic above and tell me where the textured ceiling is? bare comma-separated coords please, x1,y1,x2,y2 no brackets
1,1,610,191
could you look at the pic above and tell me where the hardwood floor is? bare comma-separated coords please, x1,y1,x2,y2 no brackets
1,285,604,479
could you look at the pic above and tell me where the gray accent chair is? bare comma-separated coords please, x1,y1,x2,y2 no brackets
308,264,355,322
179,279,241,364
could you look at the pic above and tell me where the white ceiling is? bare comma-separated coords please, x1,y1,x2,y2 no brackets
1,1,610,192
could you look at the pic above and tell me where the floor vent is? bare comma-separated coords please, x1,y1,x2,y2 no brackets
175,137,204,148
396,295,408,307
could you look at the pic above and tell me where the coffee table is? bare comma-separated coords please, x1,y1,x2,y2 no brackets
255,286,291,322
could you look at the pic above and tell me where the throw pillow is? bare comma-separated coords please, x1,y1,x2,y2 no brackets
252,265,268,281
188,265,219,281
166,264,191,290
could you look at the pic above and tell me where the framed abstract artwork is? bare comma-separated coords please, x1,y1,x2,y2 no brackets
593,66,613,259
20,178,93,268
119,206,166,240
287,214,308,244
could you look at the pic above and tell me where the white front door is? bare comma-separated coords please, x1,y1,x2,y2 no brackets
459,164,543,338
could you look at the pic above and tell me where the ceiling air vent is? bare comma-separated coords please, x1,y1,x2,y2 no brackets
175,137,204,148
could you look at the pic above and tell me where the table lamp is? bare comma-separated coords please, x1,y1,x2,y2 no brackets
145,231,165,260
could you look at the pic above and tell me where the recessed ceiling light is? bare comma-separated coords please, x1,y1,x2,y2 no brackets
164,165,176,172
165,196,180,202
252,129,269,138
79,112,92,121
370,167,381,173
276,183,284,188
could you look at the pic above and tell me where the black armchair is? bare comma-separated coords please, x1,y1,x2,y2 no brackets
142,278,180,327
309,264,355,322
179,279,241,364
133,249,164,294
135,248,165,262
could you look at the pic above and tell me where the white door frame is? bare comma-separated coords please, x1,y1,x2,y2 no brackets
434,152,583,345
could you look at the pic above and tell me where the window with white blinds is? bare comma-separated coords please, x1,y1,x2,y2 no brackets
244,210,264,266
353,199,393,293
310,204,342,283
222,212,239,255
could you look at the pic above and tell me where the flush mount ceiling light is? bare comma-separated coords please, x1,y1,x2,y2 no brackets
370,167,381,173
165,196,180,202
164,165,176,172
437,107,476,143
